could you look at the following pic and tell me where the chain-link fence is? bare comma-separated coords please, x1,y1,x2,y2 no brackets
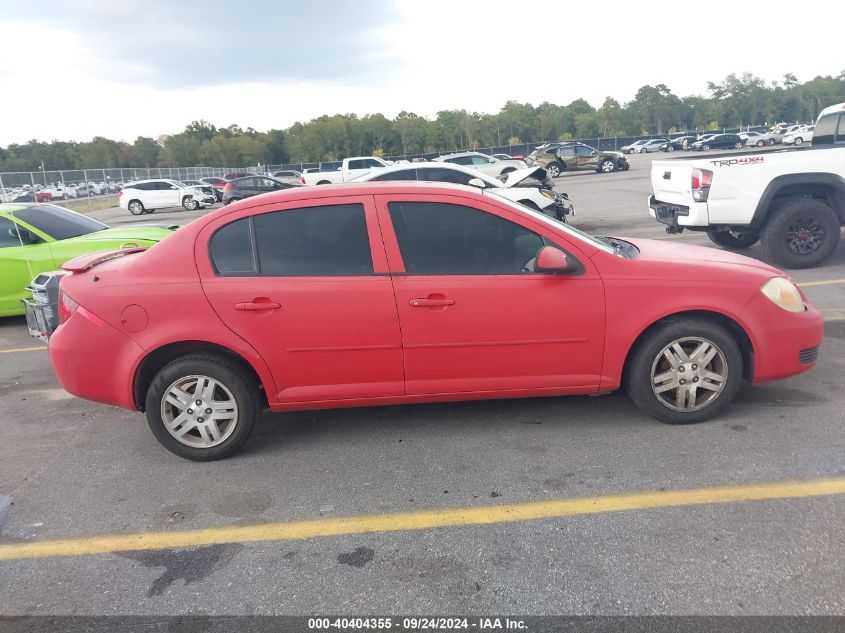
0,166,249,213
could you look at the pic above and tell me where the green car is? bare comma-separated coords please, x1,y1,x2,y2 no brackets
0,203,176,317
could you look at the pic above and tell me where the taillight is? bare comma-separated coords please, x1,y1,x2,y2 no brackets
58,291,79,324
300,176,306,184
223,182,233,192
691,168,713,202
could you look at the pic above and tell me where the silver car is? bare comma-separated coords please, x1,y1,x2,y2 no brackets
434,151,526,180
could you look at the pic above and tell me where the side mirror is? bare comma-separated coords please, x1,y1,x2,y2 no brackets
467,177,486,188
535,246,571,273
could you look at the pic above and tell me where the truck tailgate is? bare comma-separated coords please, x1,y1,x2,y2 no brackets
650,160,695,206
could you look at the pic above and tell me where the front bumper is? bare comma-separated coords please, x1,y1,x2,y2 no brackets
743,293,824,383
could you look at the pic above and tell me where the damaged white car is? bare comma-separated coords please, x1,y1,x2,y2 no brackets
351,161,573,220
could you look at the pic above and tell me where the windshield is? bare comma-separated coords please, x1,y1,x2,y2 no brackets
10,204,108,240
485,190,615,254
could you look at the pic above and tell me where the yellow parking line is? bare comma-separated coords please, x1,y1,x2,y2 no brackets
1,478,843,562
799,279,845,288
0,346,46,354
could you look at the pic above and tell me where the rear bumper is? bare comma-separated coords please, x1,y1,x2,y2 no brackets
648,195,709,229
49,307,143,410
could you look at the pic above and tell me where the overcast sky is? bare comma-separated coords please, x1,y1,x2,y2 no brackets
0,0,841,145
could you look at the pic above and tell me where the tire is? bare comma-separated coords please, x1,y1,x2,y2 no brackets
182,196,199,211
734,142,743,149
128,200,145,215
767,139,776,146
793,137,803,146
703,144,710,151
625,317,743,424
598,159,616,173
316,180,331,185
639,147,648,154
706,229,760,249
760,197,841,269
145,354,261,461
756,140,764,147
546,162,563,178
666,146,675,152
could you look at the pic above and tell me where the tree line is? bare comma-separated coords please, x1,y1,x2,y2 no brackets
1,71,843,172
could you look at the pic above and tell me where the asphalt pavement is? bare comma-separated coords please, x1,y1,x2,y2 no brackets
0,150,843,616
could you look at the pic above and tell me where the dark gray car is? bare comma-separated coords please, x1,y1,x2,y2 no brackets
222,176,300,205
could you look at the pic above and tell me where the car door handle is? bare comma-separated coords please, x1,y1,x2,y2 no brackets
410,298,455,307
234,300,281,311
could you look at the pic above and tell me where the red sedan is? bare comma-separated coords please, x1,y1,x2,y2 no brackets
48,182,823,460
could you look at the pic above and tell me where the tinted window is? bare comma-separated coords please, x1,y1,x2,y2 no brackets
417,167,474,185
254,204,372,276
259,178,279,188
445,156,473,165
371,169,418,181
557,146,576,157
0,217,24,247
210,218,256,275
347,159,382,170
470,155,491,165
388,202,545,275
816,113,841,144
11,205,107,240
575,145,594,155
155,181,177,190
129,182,153,191
236,178,260,189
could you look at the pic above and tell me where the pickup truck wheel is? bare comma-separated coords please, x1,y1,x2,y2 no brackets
625,317,742,424
761,198,841,269
598,159,616,173
546,163,562,178
707,229,760,249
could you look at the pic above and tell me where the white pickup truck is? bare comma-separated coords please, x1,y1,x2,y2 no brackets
649,102,845,268
301,156,392,185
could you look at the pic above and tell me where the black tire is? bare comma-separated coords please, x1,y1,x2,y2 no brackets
703,144,710,151
760,197,841,269
734,141,743,149
767,139,776,146
625,317,743,424
756,140,764,147
128,199,145,215
706,229,760,249
145,354,261,461
546,162,563,177
598,159,616,173
666,145,675,152
182,196,199,211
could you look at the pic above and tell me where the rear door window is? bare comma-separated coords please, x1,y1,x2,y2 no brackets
209,218,257,275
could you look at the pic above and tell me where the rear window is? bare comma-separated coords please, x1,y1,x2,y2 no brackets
11,205,108,240
209,218,256,275
813,113,842,145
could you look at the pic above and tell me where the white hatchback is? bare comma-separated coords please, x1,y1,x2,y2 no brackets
118,179,217,215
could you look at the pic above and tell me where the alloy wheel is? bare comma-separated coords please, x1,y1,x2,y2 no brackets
786,216,825,254
650,337,728,412
160,375,239,448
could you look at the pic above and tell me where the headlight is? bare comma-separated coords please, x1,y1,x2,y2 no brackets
761,277,804,313
540,189,555,200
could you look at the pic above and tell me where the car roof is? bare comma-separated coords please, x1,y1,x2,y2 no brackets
218,181,484,211
351,161,498,183
436,151,486,158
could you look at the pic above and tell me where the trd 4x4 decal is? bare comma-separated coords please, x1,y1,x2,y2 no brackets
710,156,765,167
